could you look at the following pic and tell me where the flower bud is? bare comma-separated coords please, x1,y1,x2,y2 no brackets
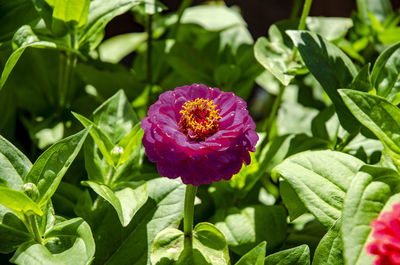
23,183,39,201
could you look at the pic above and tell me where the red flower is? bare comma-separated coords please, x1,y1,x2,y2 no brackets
367,203,400,265
141,84,258,185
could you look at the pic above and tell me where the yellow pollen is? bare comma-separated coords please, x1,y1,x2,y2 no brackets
179,98,221,141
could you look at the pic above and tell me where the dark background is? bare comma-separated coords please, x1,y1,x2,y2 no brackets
106,0,400,40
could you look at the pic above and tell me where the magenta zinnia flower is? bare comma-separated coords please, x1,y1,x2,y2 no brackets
141,84,258,185
367,203,400,265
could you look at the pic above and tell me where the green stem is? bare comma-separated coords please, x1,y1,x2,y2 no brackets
289,0,304,20
170,0,193,38
105,167,116,186
183,184,198,249
27,214,42,244
58,34,78,109
146,14,153,110
262,84,286,137
291,0,313,60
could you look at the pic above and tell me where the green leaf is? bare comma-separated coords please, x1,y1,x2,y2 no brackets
264,245,310,265
99,32,147,63
93,89,139,143
150,222,230,265
181,5,246,31
272,150,364,228
83,137,111,184
339,89,400,165
357,0,393,24
254,25,300,86
0,25,81,91
11,218,95,265
82,180,148,226
287,30,359,132
342,165,400,265
349,64,372,92
72,112,116,167
0,186,42,216
235,241,266,265
78,0,141,51
90,178,185,265
212,205,287,255
24,128,90,206
312,219,343,265
306,17,353,41
116,123,143,167
52,0,91,29
371,41,400,101
280,179,308,221
0,0,38,41
0,135,32,191
0,205,31,254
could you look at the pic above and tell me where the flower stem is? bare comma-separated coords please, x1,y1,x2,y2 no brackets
27,214,42,244
146,14,153,110
289,0,304,20
291,0,313,60
183,184,198,249
170,0,192,38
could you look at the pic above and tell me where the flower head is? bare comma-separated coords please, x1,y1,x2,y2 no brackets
367,203,400,265
141,84,258,185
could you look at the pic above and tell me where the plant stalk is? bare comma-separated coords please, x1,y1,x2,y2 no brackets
183,184,198,249
262,84,286,141
170,0,193,38
27,214,42,244
146,14,154,110
291,0,313,60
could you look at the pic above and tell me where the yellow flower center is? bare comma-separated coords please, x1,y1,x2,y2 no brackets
179,98,221,141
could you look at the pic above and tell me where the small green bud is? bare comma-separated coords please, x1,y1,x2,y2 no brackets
23,183,39,201
111,146,124,158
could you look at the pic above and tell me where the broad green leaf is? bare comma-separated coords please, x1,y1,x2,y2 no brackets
90,178,185,265
0,0,38,41
0,186,42,216
342,166,400,265
264,245,310,265
150,222,230,265
93,90,139,143
280,179,308,221
306,17,352,41
259,134,329,179
11,218,95,265
0,205,31,254
99,32,147,63
78,0,141,51
0,25,81,91
72,112,116,166
273,150,364,228
285,215,327,254
24,128,90,206
371,41,400,101
116,123,143,167
312,219,343,265
83,137,111,184
235,241,266,265
82,180,148,226
349,64,372,92
76,61,146,103
254,25,300,86
53,0,90,29
212,205,287,255
339,89,400,165
181,5,246,31
357,0,393,24
287,30,359,132
0,135,32,191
